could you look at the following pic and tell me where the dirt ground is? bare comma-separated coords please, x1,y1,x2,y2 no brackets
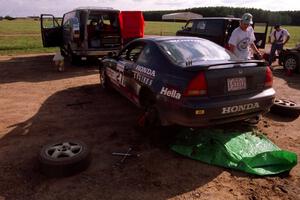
0,54,299,200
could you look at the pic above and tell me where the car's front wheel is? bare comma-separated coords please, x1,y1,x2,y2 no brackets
99,66,112,91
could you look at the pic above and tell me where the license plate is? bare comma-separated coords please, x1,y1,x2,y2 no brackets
227,77,246,91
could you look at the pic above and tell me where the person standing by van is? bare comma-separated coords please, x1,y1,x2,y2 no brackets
228,13,262,60
268,24,290,67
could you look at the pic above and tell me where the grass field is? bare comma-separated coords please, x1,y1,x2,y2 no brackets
0,19,299,55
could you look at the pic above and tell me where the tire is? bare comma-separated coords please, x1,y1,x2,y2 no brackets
270,99,300,118
283,55,299,73
138,90,161,129
99,66,112,91
60,47,67,57
67,46,81,66
39,140,91,177
70,53,81,66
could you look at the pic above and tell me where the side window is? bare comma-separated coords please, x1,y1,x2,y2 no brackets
195,20,207,33
41,15,60,29
63,12,76,29
70,17,80,30
185,21,194,30
194,20,224,36
136,46,152,65
120,44,144,62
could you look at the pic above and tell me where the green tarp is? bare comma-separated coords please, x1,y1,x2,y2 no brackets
170,128,297,176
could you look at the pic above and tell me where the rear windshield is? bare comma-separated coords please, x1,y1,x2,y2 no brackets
158,39,238,67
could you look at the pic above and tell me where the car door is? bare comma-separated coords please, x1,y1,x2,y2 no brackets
106,41,146,102
253,22,269,49
40,14,62,47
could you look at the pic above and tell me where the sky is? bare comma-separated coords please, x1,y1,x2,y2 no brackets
1,0,300,17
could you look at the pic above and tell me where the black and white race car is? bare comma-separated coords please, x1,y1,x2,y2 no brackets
99,36,275,127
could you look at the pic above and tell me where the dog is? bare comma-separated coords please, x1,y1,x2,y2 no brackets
53,52,65,72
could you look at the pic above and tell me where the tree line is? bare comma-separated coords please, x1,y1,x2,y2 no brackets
143,7,300,26
0,16,16,20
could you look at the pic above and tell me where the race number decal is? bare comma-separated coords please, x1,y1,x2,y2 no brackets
116,73,125,87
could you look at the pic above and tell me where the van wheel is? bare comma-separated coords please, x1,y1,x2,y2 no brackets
70,54,81,66
60,48,67,57
283,55,299,73
39,140,91,177
270,98,300,118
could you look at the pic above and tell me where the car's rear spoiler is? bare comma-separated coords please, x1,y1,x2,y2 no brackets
183,60,267,72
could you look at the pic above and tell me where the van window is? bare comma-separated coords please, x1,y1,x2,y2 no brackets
62,11,77,30
63,11,76,26
88,13,119,31
185,21,194,30
194,20,225,36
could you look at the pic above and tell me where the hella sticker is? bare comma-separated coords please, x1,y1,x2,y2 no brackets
222,103,260,114
160,87,181,100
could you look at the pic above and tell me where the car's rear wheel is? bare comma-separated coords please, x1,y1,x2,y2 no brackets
138,90,161,129
270,98,300,117
283,55,299,73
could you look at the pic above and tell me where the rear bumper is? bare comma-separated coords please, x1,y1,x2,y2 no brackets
72,49,120,57
158,88,276,127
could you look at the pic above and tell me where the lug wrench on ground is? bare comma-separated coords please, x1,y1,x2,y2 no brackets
112,148,140,164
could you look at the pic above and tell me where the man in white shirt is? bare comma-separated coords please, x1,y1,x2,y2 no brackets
228,13,262,60
268,24,290,67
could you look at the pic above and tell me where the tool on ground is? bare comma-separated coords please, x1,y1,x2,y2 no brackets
112,147,137,165
112,152,140,157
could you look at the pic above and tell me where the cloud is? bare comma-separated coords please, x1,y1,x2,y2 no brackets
0,0,299,17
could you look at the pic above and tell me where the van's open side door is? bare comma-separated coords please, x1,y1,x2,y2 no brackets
40,14,62,47
253,22,268,49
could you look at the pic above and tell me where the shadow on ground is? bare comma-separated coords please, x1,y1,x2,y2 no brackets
264,112,299,123
272,67,300,90
0,84,223,200
0,54,98,84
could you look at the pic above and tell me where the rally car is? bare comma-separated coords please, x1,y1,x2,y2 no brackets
99,36,275,127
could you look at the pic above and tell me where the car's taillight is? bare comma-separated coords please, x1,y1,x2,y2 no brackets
183,72,207,97
264,66,273,88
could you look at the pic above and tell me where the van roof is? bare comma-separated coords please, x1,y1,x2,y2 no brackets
73,7,120,12
188,17,241,21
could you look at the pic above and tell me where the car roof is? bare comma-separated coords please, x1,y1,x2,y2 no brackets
139,36,210,43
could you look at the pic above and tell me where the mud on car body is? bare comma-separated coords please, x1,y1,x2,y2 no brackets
100,36,275,127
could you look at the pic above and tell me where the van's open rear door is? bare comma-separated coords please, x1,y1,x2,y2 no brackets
40,14,62,47
119,11,144,44
253,22,268,49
